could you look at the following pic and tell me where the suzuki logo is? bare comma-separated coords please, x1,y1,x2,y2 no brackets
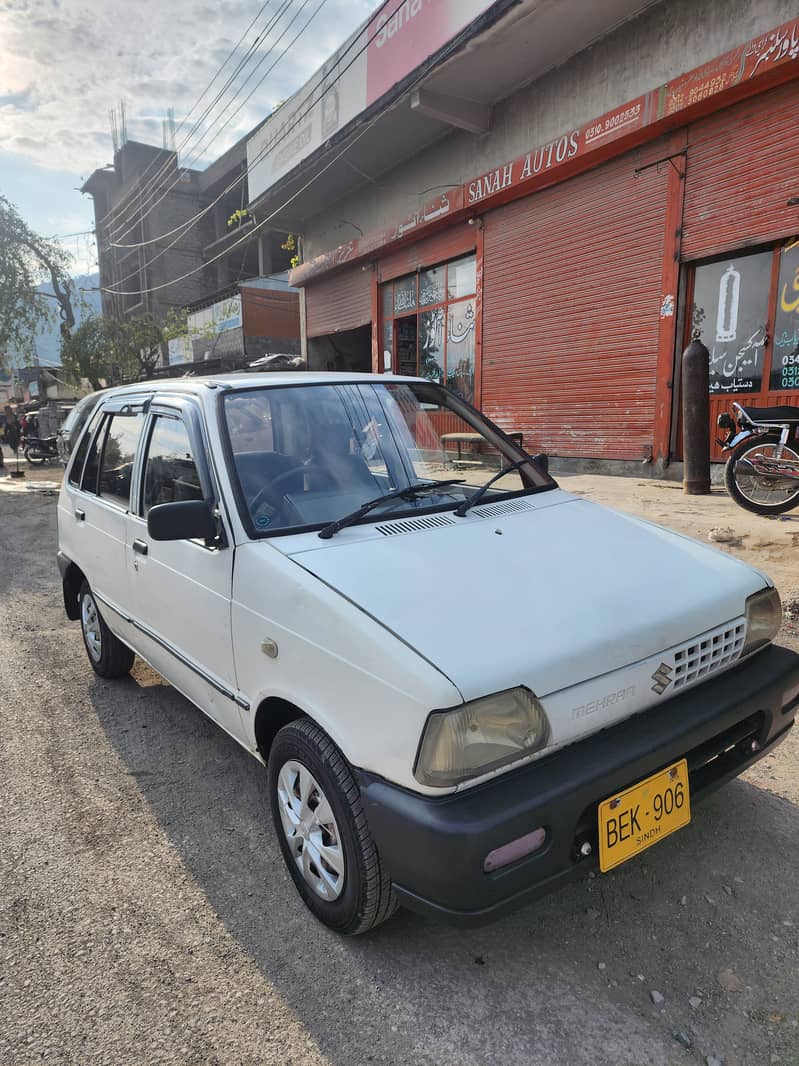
651,662,673,695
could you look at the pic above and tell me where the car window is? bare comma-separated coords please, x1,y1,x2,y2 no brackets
142,416,204,515
223,382,551,535
98,412,144,509
68,408,103,487
81,414,110,494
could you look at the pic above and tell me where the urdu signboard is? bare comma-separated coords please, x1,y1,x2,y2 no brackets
246,0,495,202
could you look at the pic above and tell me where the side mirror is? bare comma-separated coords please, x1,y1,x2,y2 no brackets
147,500,218,543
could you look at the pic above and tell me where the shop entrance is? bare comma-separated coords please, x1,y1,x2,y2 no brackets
307,325,372,373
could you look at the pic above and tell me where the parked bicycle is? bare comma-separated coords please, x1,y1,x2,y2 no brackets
717,402,799,515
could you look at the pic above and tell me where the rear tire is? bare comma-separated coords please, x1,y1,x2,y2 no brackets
268,719,398,935
78,581,135,678
24,447,45,465
724,435,799,515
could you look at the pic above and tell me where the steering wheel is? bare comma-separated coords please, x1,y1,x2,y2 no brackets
249,463,327,515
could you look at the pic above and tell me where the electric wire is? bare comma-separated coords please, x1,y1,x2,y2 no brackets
99,30,468,299
109,0,319,246
96,0,281,235
106,0,297,242
105,0,293,242
100,0,395,292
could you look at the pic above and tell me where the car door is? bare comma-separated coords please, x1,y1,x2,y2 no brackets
125,399,248,745
63,399,147,649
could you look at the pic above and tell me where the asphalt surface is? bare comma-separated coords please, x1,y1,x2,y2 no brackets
1,486,798,1066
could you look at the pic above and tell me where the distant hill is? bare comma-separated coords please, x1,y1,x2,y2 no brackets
30,273,102,367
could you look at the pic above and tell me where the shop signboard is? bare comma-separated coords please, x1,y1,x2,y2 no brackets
246,0,495,201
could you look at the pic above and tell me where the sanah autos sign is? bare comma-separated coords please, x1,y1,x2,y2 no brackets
246,0,494,202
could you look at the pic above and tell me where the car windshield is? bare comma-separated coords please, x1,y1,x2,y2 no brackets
222,380,554,536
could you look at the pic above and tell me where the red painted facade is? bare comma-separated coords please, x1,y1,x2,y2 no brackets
298,18,799,464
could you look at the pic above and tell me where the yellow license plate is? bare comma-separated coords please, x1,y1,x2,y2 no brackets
598,759,691,872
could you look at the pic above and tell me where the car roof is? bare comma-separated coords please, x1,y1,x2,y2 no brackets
99,372,427,399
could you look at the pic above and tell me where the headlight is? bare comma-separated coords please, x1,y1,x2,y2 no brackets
743,587,782,656
414,687,550,788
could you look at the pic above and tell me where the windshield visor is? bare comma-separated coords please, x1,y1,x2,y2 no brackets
222,381,553,536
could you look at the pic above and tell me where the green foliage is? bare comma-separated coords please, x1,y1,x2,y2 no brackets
281,233,300,270
0,196,76,369
60,313,112,391
108,313,164,381
227,208,249,228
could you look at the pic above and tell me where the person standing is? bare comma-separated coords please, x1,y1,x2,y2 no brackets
3,405,20,456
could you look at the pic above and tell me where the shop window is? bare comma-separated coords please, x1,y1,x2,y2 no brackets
381,254,477,404
771,239,799,392
691,250,771,394
688,238,799,396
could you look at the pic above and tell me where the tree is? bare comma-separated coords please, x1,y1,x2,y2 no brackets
60,313,112,390
108,313,165,381
0,196,76,368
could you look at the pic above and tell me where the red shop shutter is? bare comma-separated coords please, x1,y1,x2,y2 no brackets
682,80,799,260
377,223,476,282
305,263,372,337
481,145,671,460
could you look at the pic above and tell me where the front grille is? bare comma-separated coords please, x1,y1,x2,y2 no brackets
672,620,746,690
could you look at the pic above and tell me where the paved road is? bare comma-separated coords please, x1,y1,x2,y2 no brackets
1,489,798,1066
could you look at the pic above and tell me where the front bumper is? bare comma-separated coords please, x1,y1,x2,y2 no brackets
355,644,799,923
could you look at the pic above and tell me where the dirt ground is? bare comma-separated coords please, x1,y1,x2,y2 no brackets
1,465,798,1066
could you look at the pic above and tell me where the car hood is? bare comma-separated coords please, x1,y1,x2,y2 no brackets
281,490,767,702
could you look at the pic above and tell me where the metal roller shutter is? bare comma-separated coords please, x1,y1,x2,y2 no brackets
682,81,799,261
377,224,476,283
481,146,671,460
305,264,373,337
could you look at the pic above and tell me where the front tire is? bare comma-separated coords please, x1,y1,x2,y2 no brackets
268,719,397,935
78,581,135,678
724,435,799,515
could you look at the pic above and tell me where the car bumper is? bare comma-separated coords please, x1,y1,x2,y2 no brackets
354,644,799,924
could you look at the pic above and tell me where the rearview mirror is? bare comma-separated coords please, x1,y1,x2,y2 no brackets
147,500,217,543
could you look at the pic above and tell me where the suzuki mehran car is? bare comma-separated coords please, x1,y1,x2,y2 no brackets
57,374,799,934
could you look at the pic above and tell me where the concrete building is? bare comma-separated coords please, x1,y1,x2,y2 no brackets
245,0,799,472
81,131,294,334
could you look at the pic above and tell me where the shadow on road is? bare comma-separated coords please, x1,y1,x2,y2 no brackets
88,663,799,1066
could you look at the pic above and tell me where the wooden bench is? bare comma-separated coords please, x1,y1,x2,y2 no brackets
441,431,524,460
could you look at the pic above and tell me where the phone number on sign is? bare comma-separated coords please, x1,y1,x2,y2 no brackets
585,103,642,142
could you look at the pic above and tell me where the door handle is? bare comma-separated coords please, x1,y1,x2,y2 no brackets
74,508,85,521
132,539,148,556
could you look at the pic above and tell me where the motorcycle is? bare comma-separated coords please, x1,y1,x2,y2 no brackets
23,435,60,465
717,402,799,515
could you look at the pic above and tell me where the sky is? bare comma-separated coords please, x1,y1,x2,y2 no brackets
0,0,375,269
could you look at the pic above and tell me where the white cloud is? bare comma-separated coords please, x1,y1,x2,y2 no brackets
0,0,375,176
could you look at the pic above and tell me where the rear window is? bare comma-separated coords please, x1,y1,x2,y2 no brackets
67,408,103,487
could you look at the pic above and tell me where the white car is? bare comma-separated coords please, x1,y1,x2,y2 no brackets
57,374,799,934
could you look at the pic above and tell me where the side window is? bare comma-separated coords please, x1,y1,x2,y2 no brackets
81,414,110,495
98,412,144,509
67,408,102,487
142,416,204,515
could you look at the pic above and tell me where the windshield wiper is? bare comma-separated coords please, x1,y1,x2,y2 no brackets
319,479,465,539
453,458,531,517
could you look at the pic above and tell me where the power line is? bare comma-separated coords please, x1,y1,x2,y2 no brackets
96,0,280,235
105,0,302,245
100,0,395,294
97,28,468,301
109,0,323,248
